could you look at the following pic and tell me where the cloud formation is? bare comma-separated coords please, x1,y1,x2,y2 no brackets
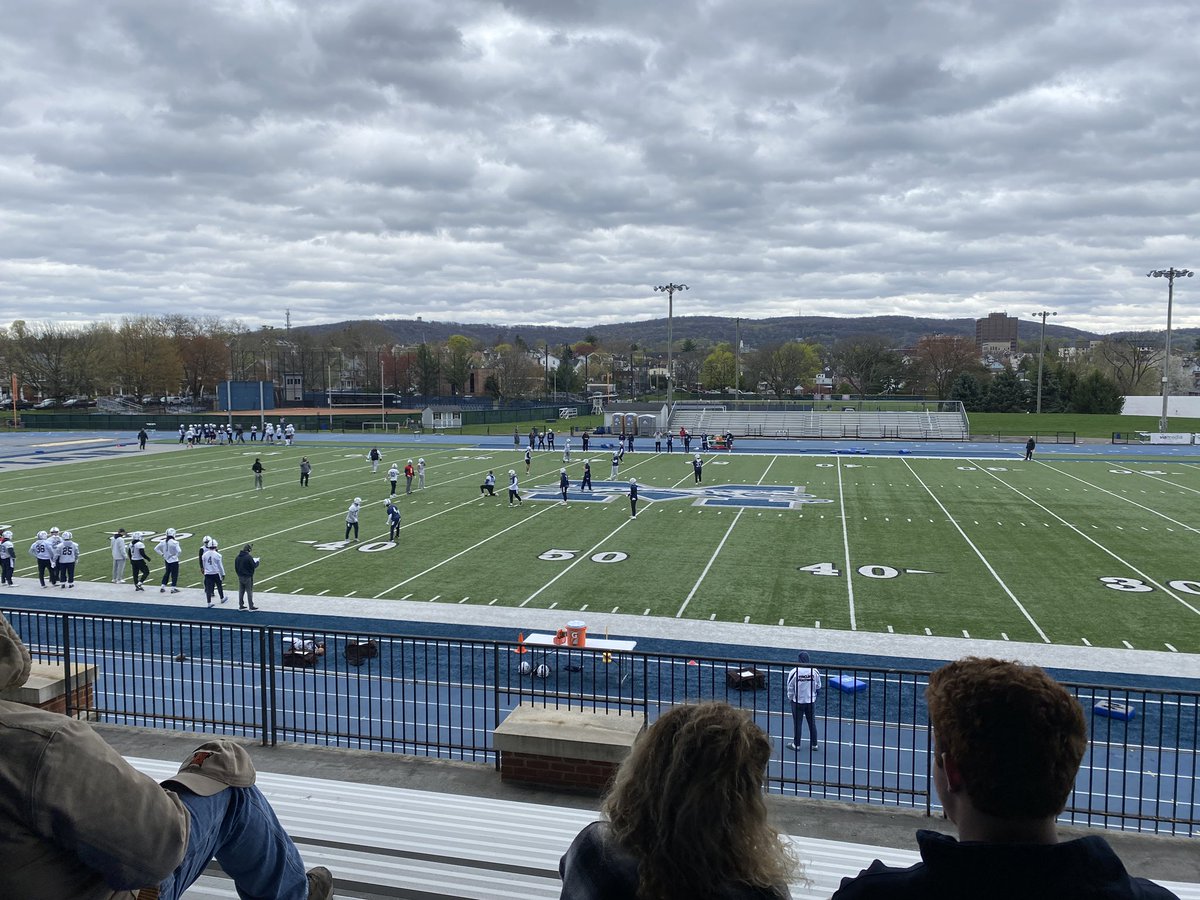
1,0,1198,334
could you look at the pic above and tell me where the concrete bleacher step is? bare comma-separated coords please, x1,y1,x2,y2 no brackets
128,758,1199,900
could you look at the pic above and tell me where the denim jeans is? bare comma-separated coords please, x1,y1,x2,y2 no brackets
157,785,309,900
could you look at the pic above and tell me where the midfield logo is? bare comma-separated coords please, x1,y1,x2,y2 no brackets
524,481,833,510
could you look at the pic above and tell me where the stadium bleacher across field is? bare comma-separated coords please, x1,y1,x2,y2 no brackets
668,407,969,440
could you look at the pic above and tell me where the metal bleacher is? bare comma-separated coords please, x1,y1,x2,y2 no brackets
127,758,1200,900
669,405,969,441
126,759,919,899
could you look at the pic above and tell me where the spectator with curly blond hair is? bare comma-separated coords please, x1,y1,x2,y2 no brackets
559,701,797,899
833,657,1176,898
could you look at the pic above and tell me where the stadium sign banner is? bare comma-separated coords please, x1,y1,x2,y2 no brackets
1148,433,1192,444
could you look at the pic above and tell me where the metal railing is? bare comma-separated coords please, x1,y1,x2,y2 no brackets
4,608,1196,835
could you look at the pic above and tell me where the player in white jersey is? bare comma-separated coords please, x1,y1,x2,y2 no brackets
54,532,80,588
155,528,183,593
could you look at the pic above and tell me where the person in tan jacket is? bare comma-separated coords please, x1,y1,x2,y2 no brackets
0,612,332,900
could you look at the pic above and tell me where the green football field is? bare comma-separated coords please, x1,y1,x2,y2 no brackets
3,439,1199,654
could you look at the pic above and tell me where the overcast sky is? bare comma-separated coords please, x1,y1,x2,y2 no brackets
3,0,1199,336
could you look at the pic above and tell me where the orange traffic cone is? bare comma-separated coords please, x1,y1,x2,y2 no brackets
513,632,528,654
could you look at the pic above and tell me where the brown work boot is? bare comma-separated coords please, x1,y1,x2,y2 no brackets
306,866,333,899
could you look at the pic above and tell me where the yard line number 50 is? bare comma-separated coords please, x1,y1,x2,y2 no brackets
1099,576,1200,594
539,548,628,564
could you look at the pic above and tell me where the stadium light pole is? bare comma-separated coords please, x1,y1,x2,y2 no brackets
1031,310,1057,414
1147,268,1193,433
654,283,688,406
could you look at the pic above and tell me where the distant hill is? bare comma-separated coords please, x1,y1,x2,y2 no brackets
293,314,1197,351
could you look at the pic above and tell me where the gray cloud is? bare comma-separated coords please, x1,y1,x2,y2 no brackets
1,0,1199,335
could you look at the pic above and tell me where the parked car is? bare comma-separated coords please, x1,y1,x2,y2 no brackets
33,399,59,409
62,396,95,408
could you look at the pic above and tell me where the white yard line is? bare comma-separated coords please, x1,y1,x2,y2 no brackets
1036,461,1200,534
254,490,515,590
372,503,558,599
18,451,373,572
901,458,1050,643
980,467,1200,618
24,448,472,571
522,518,637,607
836,458,858,631
8,445,354,517
675,510,744,618
675,455,777,619
1131,470,1200,496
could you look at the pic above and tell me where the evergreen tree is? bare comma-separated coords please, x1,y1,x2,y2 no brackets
1070,370,1123,414
983,367,1031,412
949,373,985,411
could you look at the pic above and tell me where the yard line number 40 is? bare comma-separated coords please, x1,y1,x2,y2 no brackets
798,563,934,579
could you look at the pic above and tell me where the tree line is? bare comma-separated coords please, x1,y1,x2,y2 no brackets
1,316,1186,409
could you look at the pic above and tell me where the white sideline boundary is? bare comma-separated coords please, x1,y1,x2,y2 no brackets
127,758,1199,900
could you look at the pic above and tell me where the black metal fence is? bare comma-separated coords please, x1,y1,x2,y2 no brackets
4,608,1195,835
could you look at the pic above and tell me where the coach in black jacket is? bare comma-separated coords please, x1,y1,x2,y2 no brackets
234,544,260,611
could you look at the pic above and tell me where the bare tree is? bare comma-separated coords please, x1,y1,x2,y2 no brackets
14,322,76,399
492,343,540,400
830,335,904,397
909,335,983,400
112,317,182,398
1092,338,1162,395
